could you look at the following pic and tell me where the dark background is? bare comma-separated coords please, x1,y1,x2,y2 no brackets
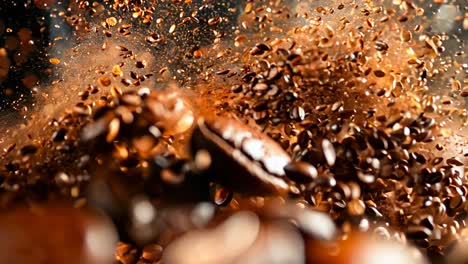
0,0,239,117
0,0,51,113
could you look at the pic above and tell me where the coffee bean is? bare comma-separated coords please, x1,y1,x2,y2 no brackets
407,226,432,240
52,128,67,142
322,139,336,166
447,157,464,166
191,117,291,195
141,244,163,262
347,199,366,216
209,183,233,206
20,144,38,156
284,161,318,183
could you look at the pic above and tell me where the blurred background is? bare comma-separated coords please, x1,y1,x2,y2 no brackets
0,1,51,116
0,0,465,118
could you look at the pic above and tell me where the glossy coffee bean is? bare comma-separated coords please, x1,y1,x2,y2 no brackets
284,161,318,183
191,117,291,195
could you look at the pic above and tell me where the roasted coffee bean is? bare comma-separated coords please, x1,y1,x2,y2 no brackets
347,199,366,216
284,161,318,183
140,244,163,262
406,226,432,240
374,40,389,51
191,117,291,195
116,242,139,264
447,157,464,167
322,139,336,166
52,128,67,142
250,43,271,55
209,183,233,206
231,84,243,93
20,144,38,156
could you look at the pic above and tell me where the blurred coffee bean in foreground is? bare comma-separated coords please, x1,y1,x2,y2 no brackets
162,211,305,264
0,206,118,264
306,232,428,264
